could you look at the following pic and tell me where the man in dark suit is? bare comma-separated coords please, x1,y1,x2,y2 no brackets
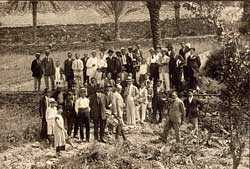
31,53,43,91
64,52,74,89
183,90,202,135
92,86,109,143
64,91,76,137
111,52,122,82
39,89,49,140
187,48,201,90
42,50,55,90
152,80,165,123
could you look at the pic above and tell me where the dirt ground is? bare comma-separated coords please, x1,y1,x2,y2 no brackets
0,123,249,169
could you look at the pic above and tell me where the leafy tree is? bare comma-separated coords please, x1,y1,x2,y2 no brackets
182,1,225,26
87,1,141,40
147,0,161,49
7,0,60,41
219,35,249,169
240,0,250,34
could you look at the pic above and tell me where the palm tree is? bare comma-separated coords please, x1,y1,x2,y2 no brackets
7,0,60,42
174,1,181,36
242,0,250,29
88,1,141,40
146,0,161,49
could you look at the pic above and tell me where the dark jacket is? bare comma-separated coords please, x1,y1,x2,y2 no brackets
187,55,201,77
42,57,55,76
64,58,74,80
111,57,122,75
31,59,43,78
183,98,201,119
126,53,134,73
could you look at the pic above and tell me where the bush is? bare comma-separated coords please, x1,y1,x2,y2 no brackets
203,48,224,81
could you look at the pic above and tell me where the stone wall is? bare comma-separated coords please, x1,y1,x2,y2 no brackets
0,18,216,45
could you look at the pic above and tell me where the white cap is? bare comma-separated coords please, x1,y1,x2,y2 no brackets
185,43,191,49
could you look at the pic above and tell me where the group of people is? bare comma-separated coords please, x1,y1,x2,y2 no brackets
35,43,202,155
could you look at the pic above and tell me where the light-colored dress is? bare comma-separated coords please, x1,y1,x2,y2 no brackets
54,114,66,148
125,85,138,125
46,107,57,135
138,87,148,122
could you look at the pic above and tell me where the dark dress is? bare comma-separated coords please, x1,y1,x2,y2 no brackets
187,55,201,89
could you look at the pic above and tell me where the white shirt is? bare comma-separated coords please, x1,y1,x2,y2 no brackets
159,55,170,73
75,97,90,113
97,58,107,69
150,54,159,64
55,66,62,81
86,57,98,77
121,54,127,65
72,59,84,71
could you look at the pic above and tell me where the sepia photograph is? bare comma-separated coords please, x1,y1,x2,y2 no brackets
0,0,249,168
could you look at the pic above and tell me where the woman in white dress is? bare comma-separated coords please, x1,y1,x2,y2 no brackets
124,76,139,125
138,80,148,123
54,105,66,155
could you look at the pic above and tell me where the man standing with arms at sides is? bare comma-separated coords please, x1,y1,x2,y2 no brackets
64,52,74,90
184,90,202,135
74,88,90,142
31,52,43,91
93,86,109,143
81,53,89,84
86,51,98,83
187,48,201,91
72,53,84,89
120,47,128,81
162,91,186,143
42,50,55,90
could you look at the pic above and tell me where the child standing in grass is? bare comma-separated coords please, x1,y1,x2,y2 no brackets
46,98,57,146
54,105,66,156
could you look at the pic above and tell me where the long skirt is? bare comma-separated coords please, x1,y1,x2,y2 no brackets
126,96,136,125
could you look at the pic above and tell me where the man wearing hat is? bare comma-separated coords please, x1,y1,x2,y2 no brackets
42,50,55,90
31,52,43,91
187,48,201,90
64,52,74,89
64,91,76,137
110,51,122,82
152,79,165,123
162,91,185,143
124,75,139,125
74,87,90,142
93,86,109,143
126,46,135,75
184,90,202,135
96,49,107,83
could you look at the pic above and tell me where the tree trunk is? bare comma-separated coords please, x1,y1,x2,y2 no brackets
243,0,250,22
147,0,161,49
174,2,181,36
114,15,120,41
32,1,38,42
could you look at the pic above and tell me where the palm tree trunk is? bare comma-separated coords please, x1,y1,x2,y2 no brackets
174,2,181,36
147,0,161,49
114,15,120,41
32,1,38,42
